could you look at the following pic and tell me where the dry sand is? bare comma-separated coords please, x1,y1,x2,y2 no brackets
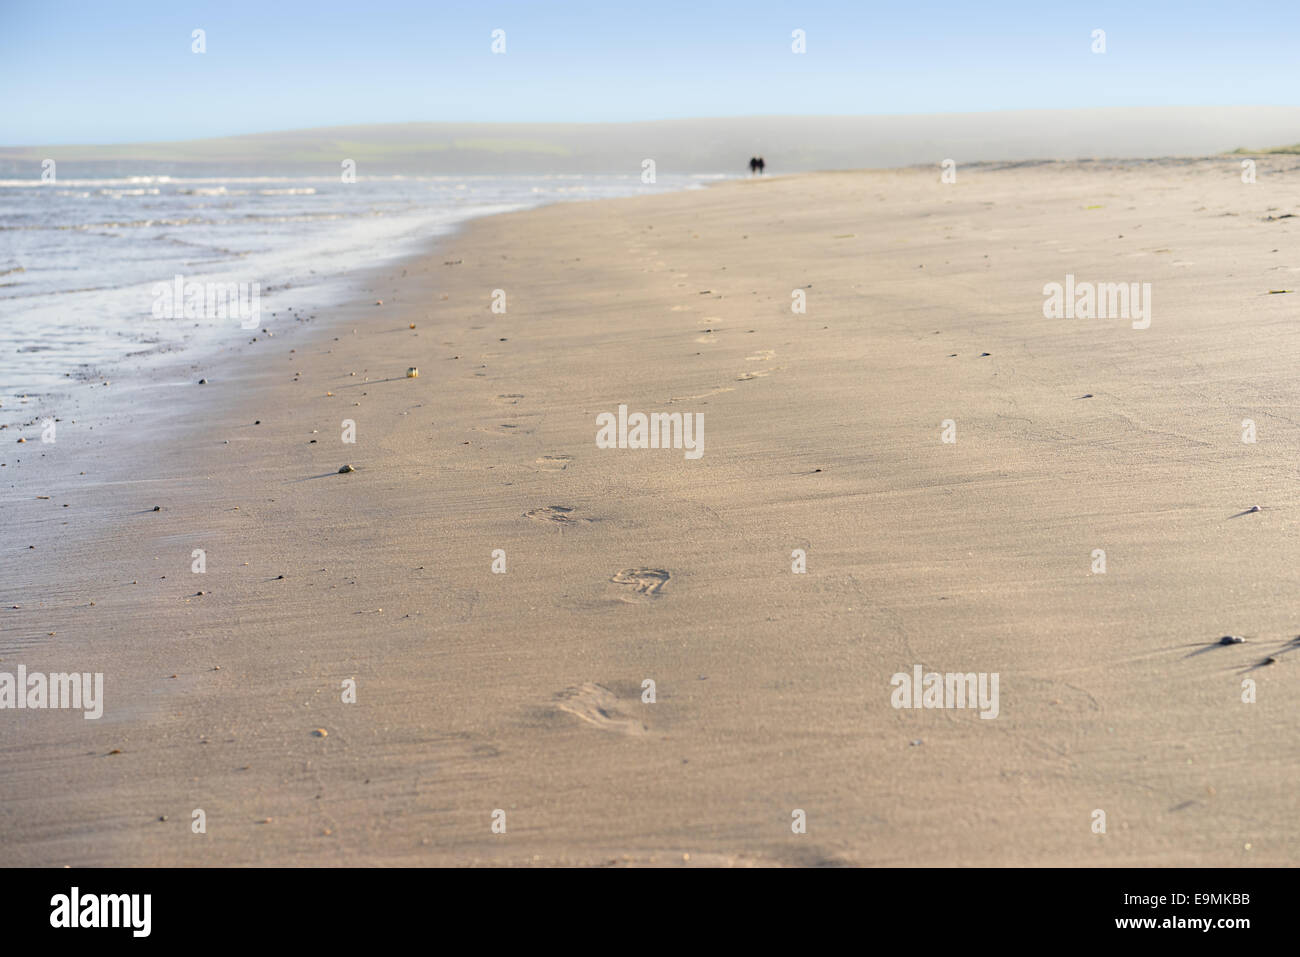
3,158,1299,866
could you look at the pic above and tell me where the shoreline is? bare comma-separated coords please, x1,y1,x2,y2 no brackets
3,158,1298,866
0,172,718,412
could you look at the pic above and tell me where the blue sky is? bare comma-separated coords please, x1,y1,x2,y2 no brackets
1,0,1295,145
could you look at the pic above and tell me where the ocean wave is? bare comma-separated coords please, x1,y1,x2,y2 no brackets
0,175,180,188
0,211,361,230
0,218,212,230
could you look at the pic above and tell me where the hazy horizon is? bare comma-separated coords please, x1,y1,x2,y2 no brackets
3,107,1298,177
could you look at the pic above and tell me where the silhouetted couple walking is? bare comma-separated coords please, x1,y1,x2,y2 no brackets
748,156,766,176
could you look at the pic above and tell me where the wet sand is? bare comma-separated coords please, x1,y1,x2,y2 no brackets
3,158,1298,866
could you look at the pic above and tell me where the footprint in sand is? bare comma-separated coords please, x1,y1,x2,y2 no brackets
496,393,525,405
525,505,590,526
471,422,535,437
670,386,734,402
736,348,779,380
611,567,670,599
554,683,648,735
534,455,573,471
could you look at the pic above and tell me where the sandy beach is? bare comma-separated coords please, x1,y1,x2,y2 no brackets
3,158,1298,867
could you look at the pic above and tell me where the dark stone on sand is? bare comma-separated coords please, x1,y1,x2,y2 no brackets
1218,635,1245,645
338,464,355,473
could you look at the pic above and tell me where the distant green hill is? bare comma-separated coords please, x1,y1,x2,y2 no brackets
1230,144,1300,154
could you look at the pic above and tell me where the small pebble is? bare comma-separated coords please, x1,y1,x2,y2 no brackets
1218,635,1245,645
338,464,355,473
